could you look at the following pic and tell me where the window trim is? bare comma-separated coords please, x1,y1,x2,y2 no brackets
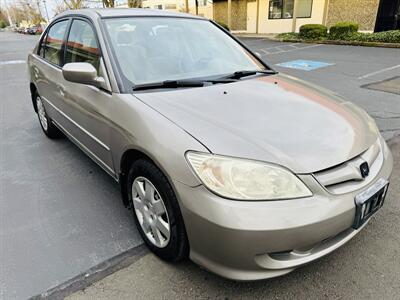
268,0,313,20
37,18,71,68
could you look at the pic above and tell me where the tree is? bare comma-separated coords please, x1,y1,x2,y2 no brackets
63,0,85,10
103,0,114,8
0,11,10,27
0,19,7,28
7,0,45,26
127,0,142,8
54,3,68,15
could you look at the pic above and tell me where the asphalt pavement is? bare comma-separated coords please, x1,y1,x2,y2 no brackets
0,32,399,299
0,32,142,300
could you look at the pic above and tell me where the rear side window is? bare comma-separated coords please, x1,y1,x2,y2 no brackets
65,19,100,72
43,20,68,66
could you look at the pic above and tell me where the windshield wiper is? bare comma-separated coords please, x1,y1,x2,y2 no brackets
221,69,277,80
133,80,205,91
132,78,237,91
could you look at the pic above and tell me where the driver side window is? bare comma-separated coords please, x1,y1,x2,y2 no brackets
65,19,100,72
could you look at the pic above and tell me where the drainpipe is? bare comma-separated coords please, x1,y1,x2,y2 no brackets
322,0,330,26
256,0,260,34
227,0,232,30
291,0,299,32
185,0,189,13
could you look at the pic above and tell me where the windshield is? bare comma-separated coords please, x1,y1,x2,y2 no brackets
102,17,265,89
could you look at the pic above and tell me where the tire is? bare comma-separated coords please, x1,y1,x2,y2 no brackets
127,159,189,262
34,92,62,139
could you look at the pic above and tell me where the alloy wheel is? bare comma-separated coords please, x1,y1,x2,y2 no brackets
36,96,48,131
132,176,171,248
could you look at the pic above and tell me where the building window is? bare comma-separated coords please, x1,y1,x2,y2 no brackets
297,0,313,18
165,4,176,9
154,4,162,9
268,0,312,19
269,0,294,19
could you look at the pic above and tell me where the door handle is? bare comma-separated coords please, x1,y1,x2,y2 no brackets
33,67,40,79
58,85,65,97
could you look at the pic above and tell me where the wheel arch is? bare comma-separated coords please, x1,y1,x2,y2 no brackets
30,82,38,113
119,148,164,207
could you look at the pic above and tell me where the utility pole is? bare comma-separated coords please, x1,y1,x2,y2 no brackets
42,0,49,21
185,0,189,13
2,0,14,26
36,0,43,19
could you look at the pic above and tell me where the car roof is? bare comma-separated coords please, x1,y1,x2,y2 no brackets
56,8,205,20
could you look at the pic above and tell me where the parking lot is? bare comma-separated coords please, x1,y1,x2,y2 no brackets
0,32,399,299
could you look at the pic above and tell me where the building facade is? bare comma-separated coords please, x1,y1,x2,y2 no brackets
139,0,213,19
213,0,400,33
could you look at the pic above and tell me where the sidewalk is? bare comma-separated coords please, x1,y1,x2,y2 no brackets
233,32,277,39
66,137,400,300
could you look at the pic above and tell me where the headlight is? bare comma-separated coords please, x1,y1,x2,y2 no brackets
186,152,312,200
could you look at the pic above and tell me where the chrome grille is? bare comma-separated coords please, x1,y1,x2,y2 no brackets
313,139,383,194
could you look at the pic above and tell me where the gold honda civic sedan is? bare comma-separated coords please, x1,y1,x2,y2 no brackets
28,9,393,280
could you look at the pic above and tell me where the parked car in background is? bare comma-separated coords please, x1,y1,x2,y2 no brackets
28,9,393,281
16,27,25,34
25,25,43,35
27,27,36,35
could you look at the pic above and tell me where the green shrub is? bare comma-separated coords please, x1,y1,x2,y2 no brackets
329,22,359,39
299,24,328,39
0,20,7,29
277,32,300,40
344,30,400,43
216,21,229,31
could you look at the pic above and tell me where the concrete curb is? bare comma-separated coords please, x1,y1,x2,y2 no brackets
29,244,148,300
234,34,400,49
277,39,400,49
234,33,277,39
387,134,400,147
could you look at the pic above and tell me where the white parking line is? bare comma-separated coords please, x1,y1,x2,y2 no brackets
259,44,322,56
358,64,400,80
0,60,26,66
259,49,270,54
261,43,298,50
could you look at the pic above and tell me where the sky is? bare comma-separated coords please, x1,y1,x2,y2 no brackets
3,0,201,22
3,0,115,20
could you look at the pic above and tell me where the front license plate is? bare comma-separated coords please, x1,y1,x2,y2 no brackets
352,178,389,229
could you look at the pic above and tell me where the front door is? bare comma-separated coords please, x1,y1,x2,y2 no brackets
375,0,400,32
60,18,115,176
247,1,257,33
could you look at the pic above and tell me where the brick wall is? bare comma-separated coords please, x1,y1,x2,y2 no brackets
213,0,247,31
327,0,380,31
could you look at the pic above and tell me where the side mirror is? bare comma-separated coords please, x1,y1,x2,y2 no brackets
62,62,105,88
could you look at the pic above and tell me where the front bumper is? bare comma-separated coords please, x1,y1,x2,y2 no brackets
174,142,393,281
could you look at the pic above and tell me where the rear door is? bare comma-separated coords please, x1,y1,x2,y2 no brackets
33,19,70,123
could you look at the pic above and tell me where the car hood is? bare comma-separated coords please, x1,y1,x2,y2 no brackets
135,74,379,173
